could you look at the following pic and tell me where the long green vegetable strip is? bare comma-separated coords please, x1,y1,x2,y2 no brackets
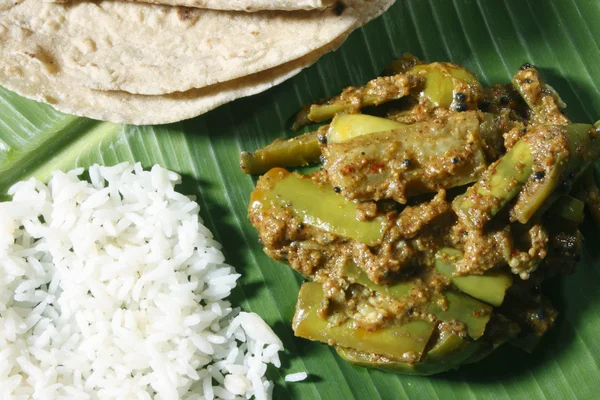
308,103,357,123
512,65,569,125
335,333,481,376
250,168,386,245
242,114,406,174
510,123,600,224
427,291,491,340
327,114,406,143
452,140,532,229
239,131,321,175
453,123,599,228
341,261,492,340
435,248,512,307
293,282,435,361
324,112,488,203
309,62,481,121
291,60,482,130
306,73,418,123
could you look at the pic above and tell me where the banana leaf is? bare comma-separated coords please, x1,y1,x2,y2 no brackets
1,0,600,398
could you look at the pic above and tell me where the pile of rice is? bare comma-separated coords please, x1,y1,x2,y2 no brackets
0,163,291,399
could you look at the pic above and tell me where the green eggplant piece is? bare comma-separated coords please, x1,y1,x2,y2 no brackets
453,123,599,227
435,248,512,307
342,261,492,340
510,123,599,224
306,73,416,123
335,332,481,376
427,291,492,340
240,131,321,175
241,114,406,175
323,112,488,203
511,66,569,125
452,139,532,228
293,282,435,362
250,168,386,245
327,114,406,144
409,62,482,108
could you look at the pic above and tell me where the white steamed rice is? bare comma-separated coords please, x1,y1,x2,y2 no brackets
284,372,307,383
0,163,285,399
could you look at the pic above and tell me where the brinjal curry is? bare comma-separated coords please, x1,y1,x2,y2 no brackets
240,54,600,374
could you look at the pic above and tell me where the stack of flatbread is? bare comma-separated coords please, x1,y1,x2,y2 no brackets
0,0,395,124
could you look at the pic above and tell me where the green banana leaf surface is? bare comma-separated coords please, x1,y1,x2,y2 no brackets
2,0,600,398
